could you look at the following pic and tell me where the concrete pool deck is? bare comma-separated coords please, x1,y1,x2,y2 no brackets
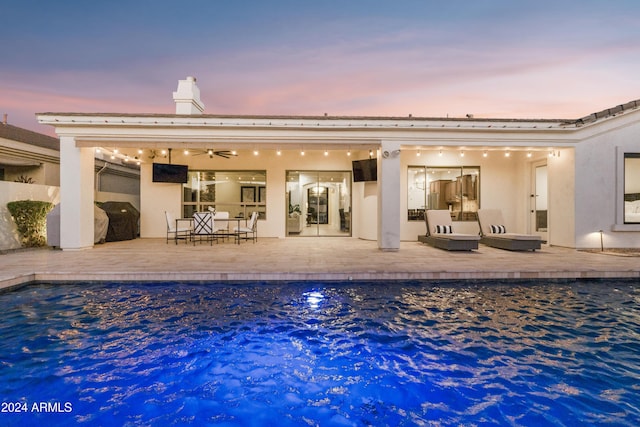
1,238,639,290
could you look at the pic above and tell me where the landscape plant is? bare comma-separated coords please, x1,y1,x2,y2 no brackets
6,200,54,247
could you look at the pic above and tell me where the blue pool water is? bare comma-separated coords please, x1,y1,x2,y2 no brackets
0,280,639,427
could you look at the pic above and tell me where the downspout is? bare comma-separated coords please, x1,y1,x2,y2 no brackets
96,162,108,192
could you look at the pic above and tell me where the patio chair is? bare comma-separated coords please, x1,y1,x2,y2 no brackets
213,211,231,242
418,209,480,251
165,211,192,244
477,209,542,251
192,211,221,245
234,211,258,243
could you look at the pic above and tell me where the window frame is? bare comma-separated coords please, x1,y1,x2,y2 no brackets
623,153,640,224
613,148,640,231
407,165,480,222
182,169,267,220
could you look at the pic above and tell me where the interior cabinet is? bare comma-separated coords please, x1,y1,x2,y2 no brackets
429,180,452,209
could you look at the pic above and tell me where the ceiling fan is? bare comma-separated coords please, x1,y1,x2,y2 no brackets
193,149,238,159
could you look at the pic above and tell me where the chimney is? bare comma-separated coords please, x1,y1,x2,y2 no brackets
2,113,7,125
173,76,205,115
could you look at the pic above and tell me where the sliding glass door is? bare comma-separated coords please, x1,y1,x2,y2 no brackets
286,170,351,237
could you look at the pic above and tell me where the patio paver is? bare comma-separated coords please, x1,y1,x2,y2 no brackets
1,238,639,291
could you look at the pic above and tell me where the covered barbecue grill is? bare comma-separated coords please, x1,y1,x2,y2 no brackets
100,201,139,242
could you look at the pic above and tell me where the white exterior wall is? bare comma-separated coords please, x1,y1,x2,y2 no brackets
548,148,576,247
59,137,94,250
574,112,640,249
140,162,183,239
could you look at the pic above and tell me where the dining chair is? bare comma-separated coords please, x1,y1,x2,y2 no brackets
234,211,258,243
192,211,220,245
165,211,192,244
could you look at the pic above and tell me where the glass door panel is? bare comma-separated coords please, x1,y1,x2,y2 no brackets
531,162,548,241
286,170,351,236
535,165,548,232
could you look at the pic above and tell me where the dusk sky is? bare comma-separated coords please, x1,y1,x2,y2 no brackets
2,0,639,136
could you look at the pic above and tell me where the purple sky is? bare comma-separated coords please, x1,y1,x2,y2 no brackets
2,0,639,136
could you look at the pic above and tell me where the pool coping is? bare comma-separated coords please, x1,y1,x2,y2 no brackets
2,270,639,293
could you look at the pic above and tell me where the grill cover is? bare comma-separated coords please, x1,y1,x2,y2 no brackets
100,202,140,242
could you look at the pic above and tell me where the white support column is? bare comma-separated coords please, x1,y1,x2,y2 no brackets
59,136,95,250
377,141,402,251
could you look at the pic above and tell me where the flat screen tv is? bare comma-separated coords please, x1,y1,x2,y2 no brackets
352,158,377,182
152,163,188,183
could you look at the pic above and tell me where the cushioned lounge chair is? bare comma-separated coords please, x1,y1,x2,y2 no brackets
418,209,480,251
477,209,542,251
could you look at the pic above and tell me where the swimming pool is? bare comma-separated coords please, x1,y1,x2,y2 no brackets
0,280,639,426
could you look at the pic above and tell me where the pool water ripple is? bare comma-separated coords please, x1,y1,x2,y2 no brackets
0,280,639,426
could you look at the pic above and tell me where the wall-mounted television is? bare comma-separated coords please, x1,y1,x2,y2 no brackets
152,163,188,183
352,158,377,182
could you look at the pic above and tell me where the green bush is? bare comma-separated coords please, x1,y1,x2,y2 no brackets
7,200,54,247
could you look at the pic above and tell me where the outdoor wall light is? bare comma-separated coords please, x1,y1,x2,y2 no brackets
483,151,488,157
460,151,465,157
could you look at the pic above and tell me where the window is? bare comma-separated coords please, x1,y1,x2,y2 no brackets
182,170,266,219
624,153,640,224
408,166,480,221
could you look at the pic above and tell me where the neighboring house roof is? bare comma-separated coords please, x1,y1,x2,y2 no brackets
0,122,59,151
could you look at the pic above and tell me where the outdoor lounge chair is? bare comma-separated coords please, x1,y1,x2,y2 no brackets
477,209,542,251
418,209,480,251
165,211,192,244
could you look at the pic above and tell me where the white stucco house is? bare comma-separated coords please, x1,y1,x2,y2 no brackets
37,77,640,251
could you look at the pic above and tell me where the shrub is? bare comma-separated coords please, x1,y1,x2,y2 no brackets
7,200,54,247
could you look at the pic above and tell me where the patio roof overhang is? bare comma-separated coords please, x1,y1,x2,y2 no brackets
37,113,581,155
